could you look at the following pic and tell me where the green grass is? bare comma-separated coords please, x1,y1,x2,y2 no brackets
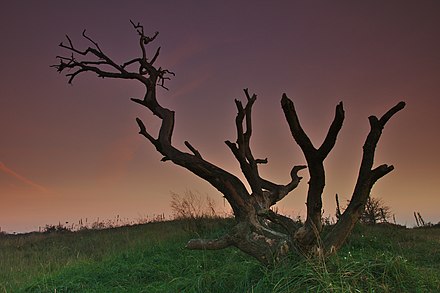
1,220,439,292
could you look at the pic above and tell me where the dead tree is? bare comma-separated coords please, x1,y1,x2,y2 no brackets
53,22,405,265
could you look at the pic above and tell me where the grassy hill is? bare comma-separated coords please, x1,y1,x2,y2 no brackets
1,218,439,292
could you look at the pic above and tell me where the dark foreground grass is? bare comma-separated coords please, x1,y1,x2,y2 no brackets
1,219,439,292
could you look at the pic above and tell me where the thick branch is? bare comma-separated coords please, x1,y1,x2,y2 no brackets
135,118,157,146
184,141,202,159
226,89,263,196
282,94,345,247
318,102,345,159
260,165,307,205
281,94,316,153
380,101,406,125
324,101,405,254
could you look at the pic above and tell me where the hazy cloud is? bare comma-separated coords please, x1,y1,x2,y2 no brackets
169,74,211,100
0,161,48,193
96,134,140,184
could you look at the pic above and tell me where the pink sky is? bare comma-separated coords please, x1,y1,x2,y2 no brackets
1,1,439,232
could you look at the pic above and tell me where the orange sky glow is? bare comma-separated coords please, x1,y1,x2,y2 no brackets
1,1,439,233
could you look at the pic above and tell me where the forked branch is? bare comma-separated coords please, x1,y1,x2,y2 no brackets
324,101,405,253
226,90,306,206
282,94,344,248
225,89,263,196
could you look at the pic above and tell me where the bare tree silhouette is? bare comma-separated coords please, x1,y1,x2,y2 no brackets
360,196,391,224
53,22,405,265
335,194,391,224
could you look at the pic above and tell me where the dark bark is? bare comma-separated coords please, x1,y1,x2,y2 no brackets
53,21,405,265
324,101,405,253
281,95,344,251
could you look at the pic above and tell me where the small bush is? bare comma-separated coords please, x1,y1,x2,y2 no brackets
170,190,232,234
170,190,218,220
43,223,72,234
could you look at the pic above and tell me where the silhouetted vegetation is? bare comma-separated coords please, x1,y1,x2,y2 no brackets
170,190,219,220
42,223,72,234
170,190,233,234
336,194,392,225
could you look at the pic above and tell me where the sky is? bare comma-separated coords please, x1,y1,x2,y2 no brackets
1,1,439,233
